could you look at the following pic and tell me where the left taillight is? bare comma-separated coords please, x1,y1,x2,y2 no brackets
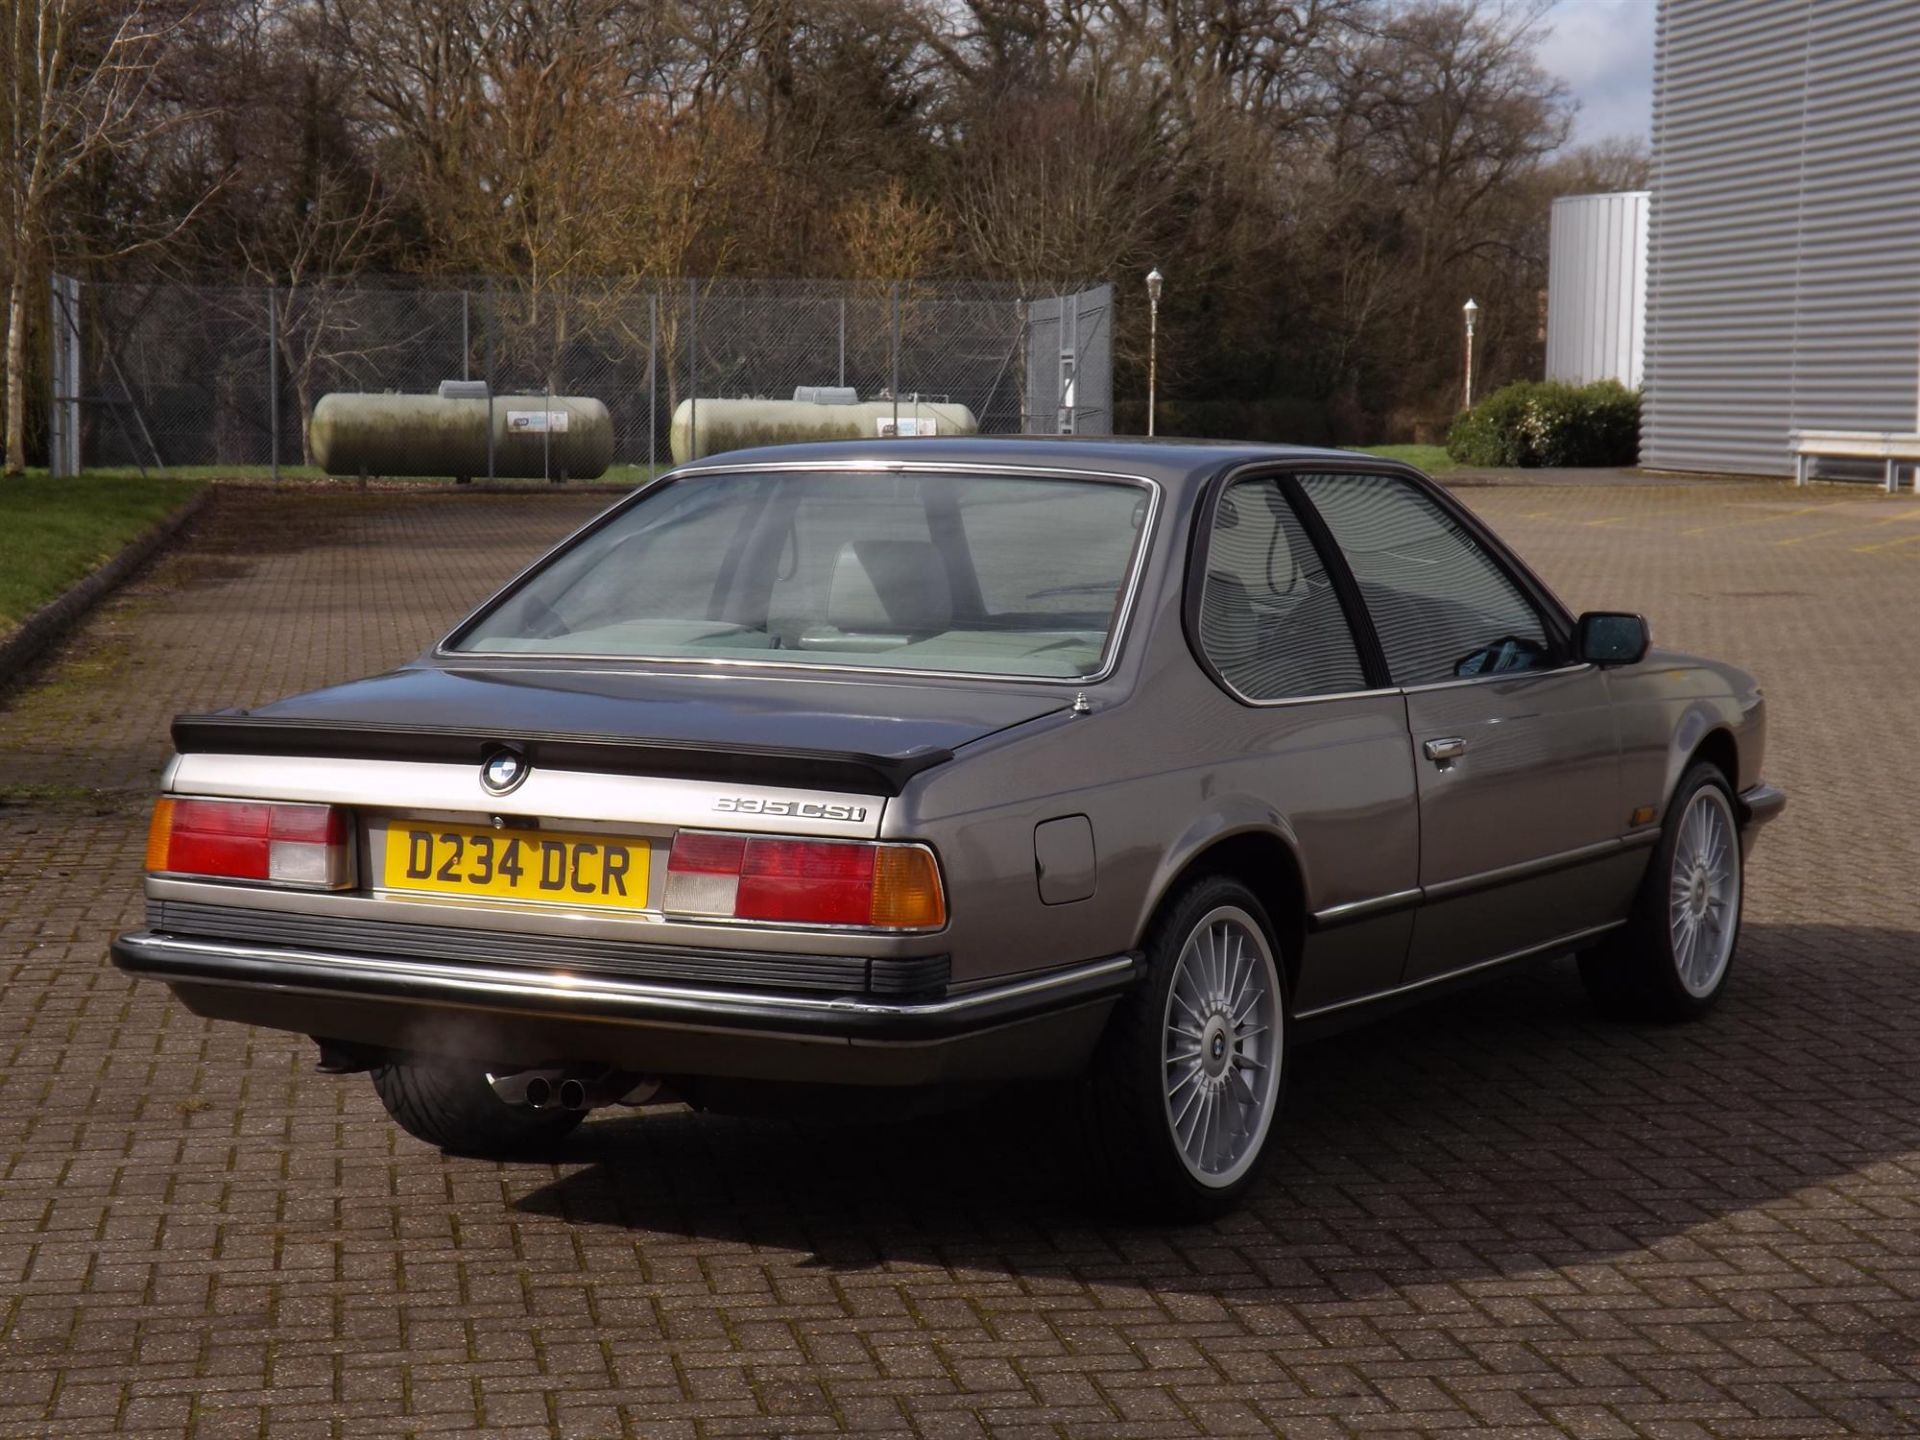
146,797,353,890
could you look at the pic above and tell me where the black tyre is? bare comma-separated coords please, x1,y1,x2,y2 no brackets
1580,761,1744,1022
370,1057,585,1157
1077,875,1288,1222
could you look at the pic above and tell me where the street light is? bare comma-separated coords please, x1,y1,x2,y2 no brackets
1146,267,1164,436
1462,297,1479,412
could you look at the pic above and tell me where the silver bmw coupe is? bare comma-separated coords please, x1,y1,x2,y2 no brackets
115,439,1784,1218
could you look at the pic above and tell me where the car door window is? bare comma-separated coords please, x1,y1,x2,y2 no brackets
1197,475,1368,700
1298,472,1553,686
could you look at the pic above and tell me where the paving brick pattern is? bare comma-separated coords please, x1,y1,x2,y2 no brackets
2,480,1918,1439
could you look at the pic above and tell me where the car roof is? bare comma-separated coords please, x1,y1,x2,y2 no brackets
673,436,1375,489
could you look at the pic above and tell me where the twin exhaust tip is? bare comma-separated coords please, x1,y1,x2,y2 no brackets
488,1068,658,1111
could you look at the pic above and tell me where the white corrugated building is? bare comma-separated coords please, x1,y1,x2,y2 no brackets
1641,0,1920,475
1546,192,1649,391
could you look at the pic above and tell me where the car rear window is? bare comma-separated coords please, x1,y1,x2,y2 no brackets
449,469,1155,679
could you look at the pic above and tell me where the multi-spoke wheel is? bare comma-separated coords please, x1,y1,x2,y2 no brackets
1162,908,1283,1189
1077,875,1288,1220
1581,761,1745,1021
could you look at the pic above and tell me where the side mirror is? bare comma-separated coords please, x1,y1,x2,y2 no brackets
1574,611,1650,667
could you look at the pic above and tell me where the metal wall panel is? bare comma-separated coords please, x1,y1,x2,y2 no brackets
1645,0,1920,475
1547,192,1649,388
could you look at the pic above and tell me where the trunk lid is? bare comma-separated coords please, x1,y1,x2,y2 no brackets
172,664,1072,793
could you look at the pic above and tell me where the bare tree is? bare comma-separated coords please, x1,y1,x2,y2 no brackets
3,0,185,473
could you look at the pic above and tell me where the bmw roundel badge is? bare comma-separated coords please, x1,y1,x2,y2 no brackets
480,748,529,796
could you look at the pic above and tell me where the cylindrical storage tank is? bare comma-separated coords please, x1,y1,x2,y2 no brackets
1545,191,1649,390
310,393,614,479
669,398,979,463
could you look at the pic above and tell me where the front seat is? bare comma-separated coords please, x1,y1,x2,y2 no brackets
798,539,954,650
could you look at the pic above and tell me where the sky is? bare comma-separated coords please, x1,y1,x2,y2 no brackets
1536,0,1658,148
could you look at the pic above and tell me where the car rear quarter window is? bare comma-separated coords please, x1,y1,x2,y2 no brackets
1298,472,1551,686
1197,476,1368,701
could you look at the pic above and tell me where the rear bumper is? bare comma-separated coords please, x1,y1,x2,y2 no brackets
1737,782,1787,830
111,931,1139,1086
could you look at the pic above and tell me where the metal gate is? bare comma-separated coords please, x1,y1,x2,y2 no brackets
1024,285,1113,435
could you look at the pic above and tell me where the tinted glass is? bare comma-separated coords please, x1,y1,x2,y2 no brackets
1198,476,1367,699
1299,472,1551,685
452,470,1149,679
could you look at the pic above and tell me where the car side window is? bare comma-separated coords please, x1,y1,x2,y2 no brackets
1297,472,1553,686
1197,475,1368,700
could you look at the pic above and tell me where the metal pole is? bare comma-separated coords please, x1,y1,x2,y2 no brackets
838,296,846,388
687,278,698,460
267,285,280,481
890,281,901,435
543,380,551,483
47,278,61,476
1147,298,1158,437
648,292,658,472
461,289,470,382
485,277,496,482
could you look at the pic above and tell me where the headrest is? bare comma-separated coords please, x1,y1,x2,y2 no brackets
827,540,953,633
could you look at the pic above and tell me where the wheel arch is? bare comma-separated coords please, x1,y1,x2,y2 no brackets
1136,811,1308,1001
1669,706,1740,813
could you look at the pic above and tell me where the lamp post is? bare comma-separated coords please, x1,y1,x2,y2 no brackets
1146,267,1164,436
1462,297,1479,411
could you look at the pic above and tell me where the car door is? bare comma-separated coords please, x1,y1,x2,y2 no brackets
1295,470,1632,985
1190,470,1420,1012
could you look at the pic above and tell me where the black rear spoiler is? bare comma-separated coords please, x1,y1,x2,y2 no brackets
170,713,950,796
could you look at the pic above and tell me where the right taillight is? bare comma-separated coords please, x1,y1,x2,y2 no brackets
664,832,945,930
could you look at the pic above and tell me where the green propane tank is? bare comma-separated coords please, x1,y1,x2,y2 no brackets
311,389,614,480
669,397,979,463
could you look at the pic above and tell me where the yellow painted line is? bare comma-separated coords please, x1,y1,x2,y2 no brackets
1583,517,1626,528
1854,530,1920,554
1678,502,1831,537
1778,509,1920,546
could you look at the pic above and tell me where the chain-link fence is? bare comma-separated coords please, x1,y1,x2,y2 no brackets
56,275,1113,474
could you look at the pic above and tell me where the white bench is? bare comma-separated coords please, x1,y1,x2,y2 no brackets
1789,429,1920,493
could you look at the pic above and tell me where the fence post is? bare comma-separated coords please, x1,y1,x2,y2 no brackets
461,289,470,382
648,291,657,472
890,282,901,435
838,296,846,388
267,286,280,481
485,277,495,482
687,278,698,462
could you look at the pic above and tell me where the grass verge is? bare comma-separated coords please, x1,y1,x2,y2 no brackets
1354,444,1456,473
0,475,205,631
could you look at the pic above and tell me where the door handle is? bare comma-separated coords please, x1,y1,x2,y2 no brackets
1423,736,1466,763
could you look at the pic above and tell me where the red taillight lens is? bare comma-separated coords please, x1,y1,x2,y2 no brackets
664,832,945,929
146,797,352,889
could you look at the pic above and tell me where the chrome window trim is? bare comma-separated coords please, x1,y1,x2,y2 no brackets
434,461,1164,689
1396,660,1598,695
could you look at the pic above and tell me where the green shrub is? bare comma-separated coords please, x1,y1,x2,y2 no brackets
1445,379,1640,468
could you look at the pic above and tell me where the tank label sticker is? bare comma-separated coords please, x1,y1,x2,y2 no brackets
507,410,570,433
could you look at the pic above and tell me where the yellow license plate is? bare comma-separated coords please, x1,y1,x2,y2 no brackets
382,820,649,909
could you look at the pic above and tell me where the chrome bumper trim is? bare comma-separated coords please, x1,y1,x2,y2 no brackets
111,932,1140,1043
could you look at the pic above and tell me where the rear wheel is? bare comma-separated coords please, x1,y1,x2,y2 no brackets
371,1057,584,1157
1078,876,1287,1221
1580,762,1743,1021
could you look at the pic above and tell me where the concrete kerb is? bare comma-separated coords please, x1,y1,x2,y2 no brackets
0,488,213,691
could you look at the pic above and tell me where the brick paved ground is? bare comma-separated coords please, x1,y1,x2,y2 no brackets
2,480,1919,1439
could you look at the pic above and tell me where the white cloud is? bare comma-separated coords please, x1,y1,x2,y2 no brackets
1536,0,1657,147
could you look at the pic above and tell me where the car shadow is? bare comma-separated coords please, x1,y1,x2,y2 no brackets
511,922,1920,1297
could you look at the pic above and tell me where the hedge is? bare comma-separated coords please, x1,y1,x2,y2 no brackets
1445,379,1641,468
